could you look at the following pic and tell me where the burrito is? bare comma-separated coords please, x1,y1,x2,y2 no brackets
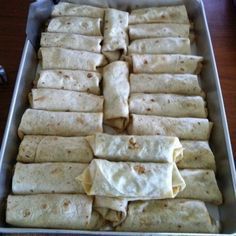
130,73,204,96
177,141,216,171
39,47,107,71
128,114,213,140
76,159,186,200
12,162,87,194
129,93,207,118
129,5,189,24
18,109,103,138
129,23,190,40
29,88,104,112
177,169,223,205
52,2,105,18
40,32,102,53
36,69,101,95
103,61,130,130
128,37,191,55
116,199,220,233
17,135,93,163
47,16,102,36
94,196,128,226
6,194,104,230
86,133,183,163
102,9,129,58
132,54,203,74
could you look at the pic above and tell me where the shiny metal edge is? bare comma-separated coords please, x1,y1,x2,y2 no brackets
0,40,30,158
200,0,236,194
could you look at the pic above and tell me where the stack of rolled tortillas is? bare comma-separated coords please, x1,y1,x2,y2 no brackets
6,2,222,233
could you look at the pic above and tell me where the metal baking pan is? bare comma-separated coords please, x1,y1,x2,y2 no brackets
0,0,235,234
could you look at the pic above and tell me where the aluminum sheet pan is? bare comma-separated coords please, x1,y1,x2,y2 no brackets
0,0,236,234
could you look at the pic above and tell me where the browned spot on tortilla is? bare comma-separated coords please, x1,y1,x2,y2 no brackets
67,150,71,154
41,203,47,209
180,68,185,72
146,108,151,111
134,164,145,174
87,73,93,78
167,99,170,104
51,167,62,174
23,209,31,217
161,14,166,19
34,96,46,102
63,200,71,208
76,117,84,124
67,22,71,25
82,22,88,28
143,60,148,64
195,157,198,160
128,137,139,149
180,61,184,64
120,20,122,23
63,75,70,79
178,225,182,228
164,204,168,207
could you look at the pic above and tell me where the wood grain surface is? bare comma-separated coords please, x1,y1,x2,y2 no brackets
0,1,235,234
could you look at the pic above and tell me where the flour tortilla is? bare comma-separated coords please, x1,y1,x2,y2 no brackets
94,196,128,226
102,9,129,56
128,114,213,140
47,16,102,36
12,162,87,194
18,109,103,138
76,159,186,200
86,133,183,163
17,135,93,163
128,37,190,55
132,54,203,74
40,32,102,53
29,88,103,112
177,141,216,171
52,2,105,18
129,5,189,24
36,70,101,95
39,47,107,71
130,73,204,96
177,169,223,205
6,194,104,230
129,23,190,40
129,93,207,118
116,199,220,233
103,61,130,130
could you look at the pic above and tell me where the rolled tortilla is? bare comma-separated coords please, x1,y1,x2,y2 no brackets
129,93,207,118
128,114,213,140
6,194,104,230
36,70,101,95
94,196,128,226
129,5,189,24
12,162,87,194
129,23,190,40
76,159,186,200
103,61,130,130
177,169,223,205
102,9,129,57
128,37,191,55
116,199,220,233
47,16,102,36
86,133,183,163
40,32,102,53
29,88,103,112
130,73,204,96
132,54,203,74
16,135,93,163
39,47,107,71
52,2,105,18
18,109,103,138
177,141,216,171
